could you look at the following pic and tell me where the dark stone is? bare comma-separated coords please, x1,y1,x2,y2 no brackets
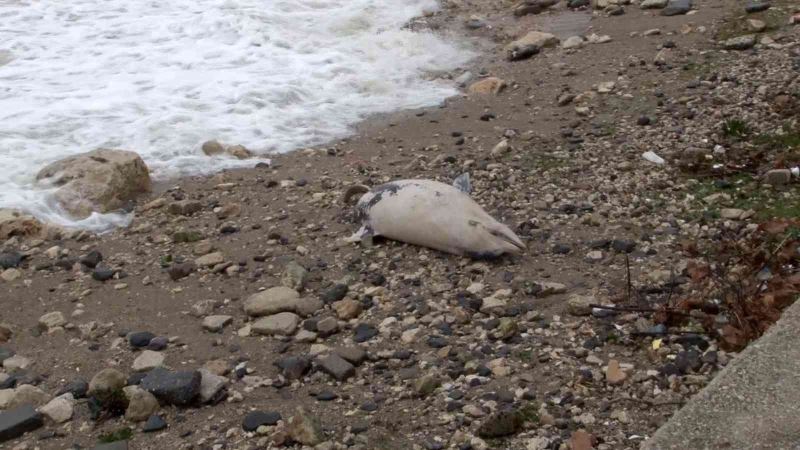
127,372,147,386
57,379,89,399
674,350,702,374
360,400,378,412
367,273,386,286
425,440,445,450
0,347,15,363
637,116,652,126
320,284,348,303
147,336,169,351
335,347,367,366
427,336,448,348
745,2,770,13
456,292,482,311
353,323,377,343
661,0,691,15
0,252,22,270
242,411,282,431
143,414,168,432
0,405,44,443
568,0,589,6
140,368,201,406
674,334,709,351
611,239,636,253
607,5,625,15
80,250,103,268
316,390,338,401
477,410,524,438
275,356,311,380
168,262,196,281
701,351,718,365
92,266,115,282
128,331,155,348
552,243,572,254
316,354,355,381
588,239,611,249
660,363,681,377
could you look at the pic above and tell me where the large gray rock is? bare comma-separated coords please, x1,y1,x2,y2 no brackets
140,368,201,406
0,405,43,443
35,149,151,219
244,287,301,317
661,0,691,15
251,312,300,336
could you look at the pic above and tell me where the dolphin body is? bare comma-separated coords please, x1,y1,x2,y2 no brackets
346,174,525,258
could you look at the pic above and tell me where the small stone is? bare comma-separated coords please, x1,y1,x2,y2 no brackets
316,317,339,336
333,299,363,320
168,262,196,281
143,414,167,432
567,294,597,316
414,374,441,397
570,429,594,450
195,251,224,267
745,2,770,13
288,407,324,446
317,354,355,381
1,268,21,282
128,331,155,348
468,78,506,95
133,350,165,372
9,385,50,409
353,323,378,343
3,355,31,373
147,336,168,351
88,368,126,398
242,410,281,431
251,312,300,336
640,0,668,8
0,252,22,270
38,394,74,423
202,140,225,156
276,356,312,380
335,347,367,366
123,386,160,422
748,19,766,32
140,368,201,406
661,0,691,15
198,369,228,404
477,410,524,438
562,36,584,49
764,169,791,186
320,284,348,303
723,34,757,50
606,359,627,385
244,287,301,317
281,261,308,291
202,315,233,332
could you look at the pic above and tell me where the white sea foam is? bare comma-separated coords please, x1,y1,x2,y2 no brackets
0,0,473,230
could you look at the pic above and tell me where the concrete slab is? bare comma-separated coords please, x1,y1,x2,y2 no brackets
643,300,800,449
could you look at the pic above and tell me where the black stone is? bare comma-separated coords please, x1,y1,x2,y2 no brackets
147,336,169,351
57,379,89,399
316,391,338,402
661,0,691,15
745,2,770,13
611,239,636,253
637,116,651,126
143,414,168,432
360,400,378,412
80,250,103,268
242,411,282,431
127,372,148,386
0,347,15,363
0,252,22,270
427,336,448,348
353,323,378,343
456,292,482,311
92,266,115,282
552,243,572,255
674,350,702,374
128,331,155,348
275,356,311,380
140,368,201,406
0,405,44,443
168,262,196,281
320,283,348,303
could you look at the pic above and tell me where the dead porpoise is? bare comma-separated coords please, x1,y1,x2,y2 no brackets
344,174,525,258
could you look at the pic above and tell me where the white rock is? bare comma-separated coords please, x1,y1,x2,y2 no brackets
39,394,74,423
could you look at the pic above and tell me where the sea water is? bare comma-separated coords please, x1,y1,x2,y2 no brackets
0,0,473,230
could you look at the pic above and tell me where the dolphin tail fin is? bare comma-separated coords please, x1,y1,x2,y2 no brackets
453,173,472,194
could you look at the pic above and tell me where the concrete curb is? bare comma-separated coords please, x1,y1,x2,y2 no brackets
642,300,800,449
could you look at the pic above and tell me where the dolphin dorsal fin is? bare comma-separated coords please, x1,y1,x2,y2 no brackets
453,173,472,194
